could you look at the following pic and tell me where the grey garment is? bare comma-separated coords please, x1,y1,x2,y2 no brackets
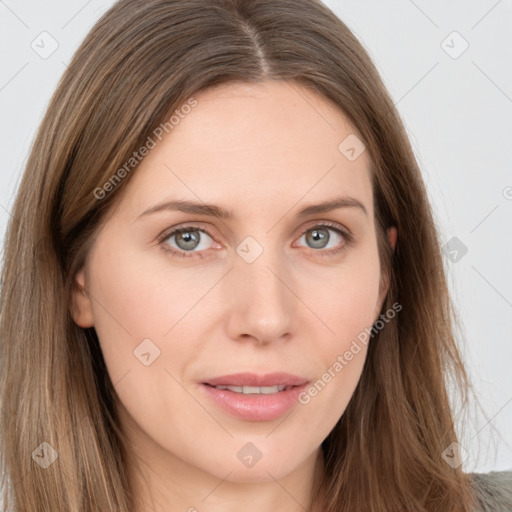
470,471,512,511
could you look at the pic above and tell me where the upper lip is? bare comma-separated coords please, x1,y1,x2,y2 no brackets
202,372,309,387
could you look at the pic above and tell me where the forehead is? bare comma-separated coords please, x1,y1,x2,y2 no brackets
118,80,373,220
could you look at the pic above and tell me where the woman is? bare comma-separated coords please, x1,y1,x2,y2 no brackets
0,0,510,510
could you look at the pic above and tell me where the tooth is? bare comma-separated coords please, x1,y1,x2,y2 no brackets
213,385,288,394
242,386,261,394
260,386,280,394
225,385,243,392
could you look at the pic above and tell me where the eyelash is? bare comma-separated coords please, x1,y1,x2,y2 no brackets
157,221,354,260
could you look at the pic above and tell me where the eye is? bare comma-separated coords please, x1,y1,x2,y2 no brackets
158,224,216,259
158,221,353,259
294,222,353,257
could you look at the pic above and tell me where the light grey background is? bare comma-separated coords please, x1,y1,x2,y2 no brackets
1,0,511,473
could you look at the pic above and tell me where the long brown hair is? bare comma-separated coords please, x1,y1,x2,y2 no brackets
0,0,481,510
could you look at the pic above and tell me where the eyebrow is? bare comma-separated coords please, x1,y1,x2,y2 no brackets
137,196,368,220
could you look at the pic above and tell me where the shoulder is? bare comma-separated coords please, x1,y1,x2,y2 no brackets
467,470,512,512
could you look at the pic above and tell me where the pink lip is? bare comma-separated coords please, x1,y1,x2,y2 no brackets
199,372,310,422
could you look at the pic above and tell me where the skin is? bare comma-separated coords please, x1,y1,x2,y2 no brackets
71,79,397,512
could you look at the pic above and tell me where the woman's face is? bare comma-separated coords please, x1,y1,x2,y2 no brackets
72,80,396,493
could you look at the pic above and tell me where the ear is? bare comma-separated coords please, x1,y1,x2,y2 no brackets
374,226,398,316
387,225,397,252
70,267,94,328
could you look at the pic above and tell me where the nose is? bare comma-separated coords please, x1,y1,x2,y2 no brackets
223,243,295,345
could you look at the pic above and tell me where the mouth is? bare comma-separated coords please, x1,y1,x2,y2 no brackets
199,372,310,421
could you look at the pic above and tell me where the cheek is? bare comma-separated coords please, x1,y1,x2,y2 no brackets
86,237,230,388
90,237,203,330
86,242,208,429
310,247,382,347
298,245,381,412
86,240,188,370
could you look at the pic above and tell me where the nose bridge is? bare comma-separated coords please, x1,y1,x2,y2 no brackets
226,233,294,341
238,234,290,306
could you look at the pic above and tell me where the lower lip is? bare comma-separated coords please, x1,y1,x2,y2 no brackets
200,383,308,421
